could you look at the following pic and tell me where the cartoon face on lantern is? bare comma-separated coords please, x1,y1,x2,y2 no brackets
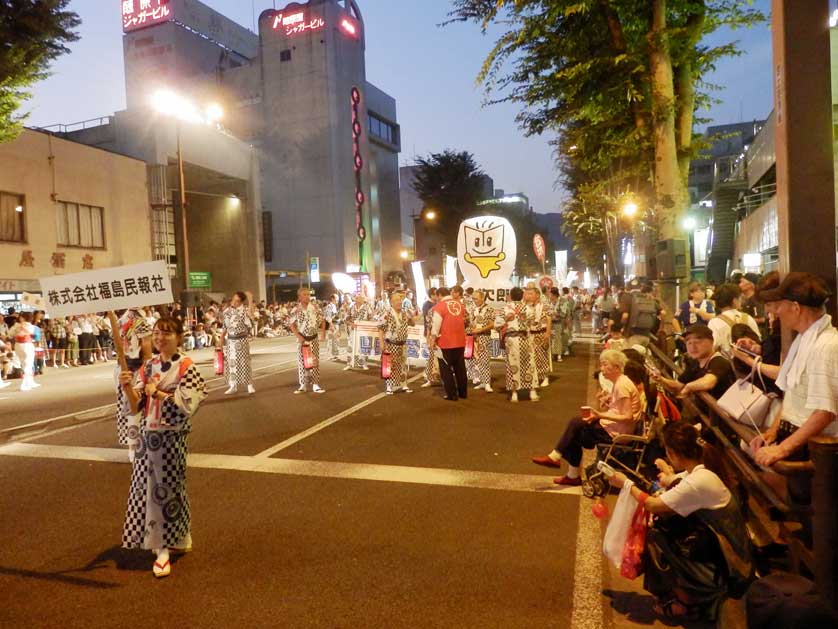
457,216,517,288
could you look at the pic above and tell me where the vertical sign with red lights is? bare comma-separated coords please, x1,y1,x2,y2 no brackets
351,86,366,269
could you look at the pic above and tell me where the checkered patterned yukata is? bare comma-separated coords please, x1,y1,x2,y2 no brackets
468,303,495,387
222,306,254,390
324,302,341,359
497,302,538,393
291,302,323,388
527,302,551,382
115,310,152,445
378,307,411,392
347,302,373,368
423,305,441,384
122,355,206,551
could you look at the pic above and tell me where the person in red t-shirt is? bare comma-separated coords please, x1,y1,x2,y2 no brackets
429,286,469,401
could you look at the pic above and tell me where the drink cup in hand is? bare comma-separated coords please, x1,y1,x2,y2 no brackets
580,406,593,419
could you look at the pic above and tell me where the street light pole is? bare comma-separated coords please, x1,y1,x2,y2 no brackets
177,121,190,286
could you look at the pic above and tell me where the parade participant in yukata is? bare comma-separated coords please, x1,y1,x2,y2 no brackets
421,287,442,387
115,308,153,445
118,317,207,579
324,294,341,361
10,312,38,391
548,288,563,363
290,287,326,393
378,291,416,395
221,291,256,395
559,287,574,357
430,286,469,401
496,287,539,403
469,289,495,392
525,286,552,387
344,293,373,371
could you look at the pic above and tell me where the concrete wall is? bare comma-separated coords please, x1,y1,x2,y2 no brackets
0,129,152,284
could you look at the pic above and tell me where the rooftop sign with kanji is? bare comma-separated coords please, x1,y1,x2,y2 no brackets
269,6,325,36
122,0,173,33
39,260,174,317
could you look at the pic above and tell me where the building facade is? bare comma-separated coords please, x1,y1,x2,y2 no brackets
0,129,152,311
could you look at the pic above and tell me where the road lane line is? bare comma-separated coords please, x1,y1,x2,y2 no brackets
0,442,583,495
570,343,605,629
0,359,299,442
254,373,425,458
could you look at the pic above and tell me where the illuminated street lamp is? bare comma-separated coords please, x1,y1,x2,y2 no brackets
150,89,224,285
621,201,639,218
399,250,409,260
425,209,437,221
683,216,697,230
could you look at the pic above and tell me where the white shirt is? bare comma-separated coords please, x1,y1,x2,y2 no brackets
708,309,760,354
660,464,731,517
780,323,838,435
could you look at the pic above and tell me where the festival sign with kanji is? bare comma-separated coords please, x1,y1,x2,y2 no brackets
39,260,173,317
533,233,546,263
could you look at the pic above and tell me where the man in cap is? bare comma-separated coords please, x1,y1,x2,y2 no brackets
751,272,838,467
655,324,735,401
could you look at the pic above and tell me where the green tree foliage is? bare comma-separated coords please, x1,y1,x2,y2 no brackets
447,0,765,282
0,0,80,142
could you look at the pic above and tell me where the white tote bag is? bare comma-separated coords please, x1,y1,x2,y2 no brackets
717,358,774,432
603,480,637,569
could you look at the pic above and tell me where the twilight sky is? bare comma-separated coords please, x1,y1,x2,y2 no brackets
25,0,777,214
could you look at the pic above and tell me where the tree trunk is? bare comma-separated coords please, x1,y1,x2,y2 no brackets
675,7,706,182
648,0,689,313
648,0,686,239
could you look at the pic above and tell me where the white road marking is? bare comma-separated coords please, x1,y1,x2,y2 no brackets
254,373,425,458
570,344,605,629
0,442,583,495
0,358,298,440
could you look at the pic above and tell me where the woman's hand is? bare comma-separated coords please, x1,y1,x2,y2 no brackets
654,458,673,475
609,471,628,488
118,371,134,388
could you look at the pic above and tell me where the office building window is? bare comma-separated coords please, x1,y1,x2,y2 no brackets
367,113,398,145
0,192,26,243
56,201,105,249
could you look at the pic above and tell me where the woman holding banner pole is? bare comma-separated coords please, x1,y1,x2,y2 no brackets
114,308,153,446
119,316,207,578
221,291,256,395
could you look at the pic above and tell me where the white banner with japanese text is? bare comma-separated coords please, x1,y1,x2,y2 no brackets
39,260,173,317
347,321,504,366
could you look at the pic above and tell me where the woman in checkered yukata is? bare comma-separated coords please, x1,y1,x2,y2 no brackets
118,316,207,579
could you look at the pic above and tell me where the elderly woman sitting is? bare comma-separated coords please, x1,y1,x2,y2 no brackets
609,422,752,622
532,349,642,486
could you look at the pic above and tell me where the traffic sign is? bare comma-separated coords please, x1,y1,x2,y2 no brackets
188,271,212,290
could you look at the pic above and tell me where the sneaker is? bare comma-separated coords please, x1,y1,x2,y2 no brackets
473,383,484,390
293,387,306,395
361,365,370,371
510,391,518,403
540,378,550,388
343,365,352,371
247,384,256,394
401,387,413,394
62,363,70,369
224,386,237,395
421,381,432,388
484,385,493,393
312,385,325,394
530,391,540,402
385,389,394,396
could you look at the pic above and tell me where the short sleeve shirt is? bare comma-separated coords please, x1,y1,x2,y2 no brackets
600,374,641,437
660,465,731,517
679,353,735,399
780,325,838,436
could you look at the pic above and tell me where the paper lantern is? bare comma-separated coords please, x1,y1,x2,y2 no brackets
380,352,392,379
464,335,474,360
301,344,315,370
214,349,224,375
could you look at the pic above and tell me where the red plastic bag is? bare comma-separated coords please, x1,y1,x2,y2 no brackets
214,349,224,375
380,352,392,379
464,335,474,360
620,504,647,579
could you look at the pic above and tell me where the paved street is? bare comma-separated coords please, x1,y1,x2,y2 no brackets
0,337,661,628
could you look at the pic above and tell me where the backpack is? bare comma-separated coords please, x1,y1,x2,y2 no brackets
628,292,658,333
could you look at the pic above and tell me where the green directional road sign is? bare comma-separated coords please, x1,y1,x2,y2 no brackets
188,271,211,290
